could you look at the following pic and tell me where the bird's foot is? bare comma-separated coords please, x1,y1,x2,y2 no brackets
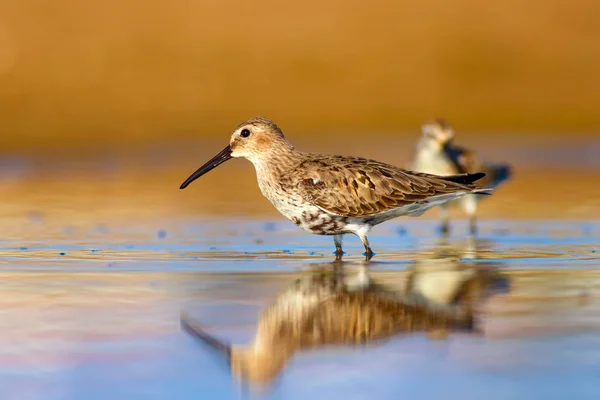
334,249,345,261
363,248,375,261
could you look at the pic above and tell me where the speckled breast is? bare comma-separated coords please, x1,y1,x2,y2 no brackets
291,209,350,235
257,178,348,235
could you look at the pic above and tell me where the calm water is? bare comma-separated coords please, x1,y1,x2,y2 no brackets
1,140,599,399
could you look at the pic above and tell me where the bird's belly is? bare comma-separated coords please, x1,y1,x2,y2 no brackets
279,202,347,235
293,210,349,235
258,184,347,235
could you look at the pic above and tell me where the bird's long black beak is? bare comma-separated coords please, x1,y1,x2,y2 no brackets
180,145,233,189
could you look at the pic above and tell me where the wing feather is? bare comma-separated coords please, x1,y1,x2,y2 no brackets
293,155,486,218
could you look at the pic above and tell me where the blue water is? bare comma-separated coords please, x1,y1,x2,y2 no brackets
1,218,599,400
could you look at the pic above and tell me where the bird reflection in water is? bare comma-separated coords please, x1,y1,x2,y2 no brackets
405,237,510,314
181,239,509,390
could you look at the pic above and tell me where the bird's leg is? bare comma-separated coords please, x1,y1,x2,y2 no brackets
357,233,374,261
464,195,478,236
333,234,344,260
438,204,450,236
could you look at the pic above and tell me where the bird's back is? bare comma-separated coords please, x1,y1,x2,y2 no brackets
287,153,489,220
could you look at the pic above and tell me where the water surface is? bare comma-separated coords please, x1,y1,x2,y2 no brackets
0,141,599,399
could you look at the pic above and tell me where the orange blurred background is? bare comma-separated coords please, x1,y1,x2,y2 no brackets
1,0,599,153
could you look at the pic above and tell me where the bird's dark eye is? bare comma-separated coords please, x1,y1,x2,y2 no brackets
240,129,251,138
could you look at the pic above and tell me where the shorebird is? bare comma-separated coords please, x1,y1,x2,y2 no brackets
180,117,492,259
181,265,484,388
410,118,511,235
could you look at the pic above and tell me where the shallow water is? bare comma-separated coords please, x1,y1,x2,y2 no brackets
2,217,600,400
1,140,599,399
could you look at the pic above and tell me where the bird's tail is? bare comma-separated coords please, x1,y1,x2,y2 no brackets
440,172,493,196
441,172,486,185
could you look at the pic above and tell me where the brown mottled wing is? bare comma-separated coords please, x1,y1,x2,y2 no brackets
294,155,483,218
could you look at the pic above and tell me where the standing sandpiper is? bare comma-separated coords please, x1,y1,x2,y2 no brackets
180,117,491,260
410,118,511,235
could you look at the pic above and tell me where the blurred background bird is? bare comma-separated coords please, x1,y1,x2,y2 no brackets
410,118,512,235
